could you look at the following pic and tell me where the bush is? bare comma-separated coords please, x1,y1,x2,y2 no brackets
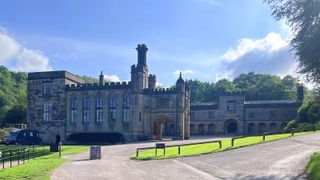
294,123,316,132
0,128,8,143
285,119,298,130
68,132,125,144
317,121,320,130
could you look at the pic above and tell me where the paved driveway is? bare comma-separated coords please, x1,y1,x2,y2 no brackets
51,133,320,180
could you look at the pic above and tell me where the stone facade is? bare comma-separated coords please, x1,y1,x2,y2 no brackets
27,44,302,144
190,91,303,135
27,44,190,144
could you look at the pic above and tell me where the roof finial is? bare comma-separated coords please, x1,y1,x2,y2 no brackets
179,72,182,78
100,71,103,75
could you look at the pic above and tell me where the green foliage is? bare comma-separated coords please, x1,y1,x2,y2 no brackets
307,152,320,180
0,66,27,127
285,119,299,130
186,72,299,103
264,0,320,84
0,128,8,142
81,75,99,83
3,105,26,124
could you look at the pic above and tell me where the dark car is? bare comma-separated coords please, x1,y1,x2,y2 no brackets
5,129,21,145
6,129,41,145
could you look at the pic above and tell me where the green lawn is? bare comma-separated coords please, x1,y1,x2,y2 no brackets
0,146,89,180
132,132,309,160
307,152,320,180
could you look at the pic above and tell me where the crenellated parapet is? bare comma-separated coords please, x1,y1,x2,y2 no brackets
143,87,178,95
66,81,132,91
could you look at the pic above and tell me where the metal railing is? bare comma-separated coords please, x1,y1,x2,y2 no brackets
136,140,222,157
0,145,49,169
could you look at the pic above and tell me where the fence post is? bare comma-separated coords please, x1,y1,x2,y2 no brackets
2,151,4,169
263,133,266,141
291,128,295,136
59,143,62,158
136,149,139,157
27,148,30,161
9,150,12,167
231,138,234,147
178,146,181,155
17,149,20,165
155,147,157,155
22,148,25,164
219,141,222,149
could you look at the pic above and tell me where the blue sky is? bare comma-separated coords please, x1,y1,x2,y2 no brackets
0,0,296,86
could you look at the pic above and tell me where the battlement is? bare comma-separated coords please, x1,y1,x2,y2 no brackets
66,81,132,90
143,87,178,95
148,74,156,78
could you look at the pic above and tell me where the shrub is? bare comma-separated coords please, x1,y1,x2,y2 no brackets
0,129,8,143
285,119,298,130
316,121,320,130
294,123,316,132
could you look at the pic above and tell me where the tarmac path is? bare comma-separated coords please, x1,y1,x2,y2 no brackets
50,133,320,180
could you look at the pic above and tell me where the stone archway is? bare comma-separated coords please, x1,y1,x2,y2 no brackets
154,116,169,140
225,120,238,134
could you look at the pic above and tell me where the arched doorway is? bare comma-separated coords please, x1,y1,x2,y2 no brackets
198,124,205,135
225,120,238,134
190,124,196,135
154,117,169,140
258,123,267,134
55,135,61,144
208,124,215,135
247,123,255,134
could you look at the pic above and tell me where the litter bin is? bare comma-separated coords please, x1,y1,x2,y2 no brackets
50,144,59,152
90,146,101,160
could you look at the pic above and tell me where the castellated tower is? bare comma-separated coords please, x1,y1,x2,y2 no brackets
148,74,156,89
131,44,149,92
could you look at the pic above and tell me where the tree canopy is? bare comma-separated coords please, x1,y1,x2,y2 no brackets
0,66,27,127
186,72,300,103
264,0,320,85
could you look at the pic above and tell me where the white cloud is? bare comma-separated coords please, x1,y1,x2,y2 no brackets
156,82,164,88
104,74,121,82
0,28,51,72
216,32,296,80
221,33,288,62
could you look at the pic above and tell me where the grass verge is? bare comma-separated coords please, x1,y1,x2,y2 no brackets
307,152,320,180
0,146,89,180
131,132,309,160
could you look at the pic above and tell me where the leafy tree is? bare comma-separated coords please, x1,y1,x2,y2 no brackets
264,0,320,84
3,105,26,125
0,66,27,127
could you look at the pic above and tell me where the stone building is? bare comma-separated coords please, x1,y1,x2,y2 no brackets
27,44,302,144
189,89,303,135
27,44,190,144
